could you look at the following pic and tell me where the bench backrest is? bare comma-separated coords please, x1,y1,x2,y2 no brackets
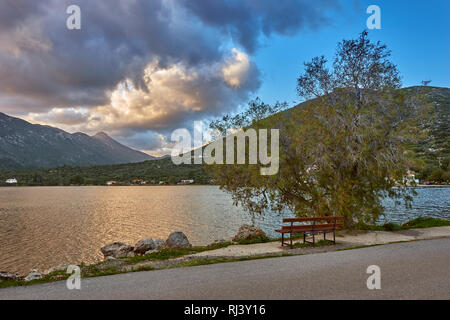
281,216,344,232
282,216,344,223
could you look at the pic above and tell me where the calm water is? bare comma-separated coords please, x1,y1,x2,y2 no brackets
0,186,449,274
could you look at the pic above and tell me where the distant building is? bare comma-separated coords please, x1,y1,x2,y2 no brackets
405,170,419,185
106,180,117,186
179,179,194,185
131,179,147,185
5,178,17,184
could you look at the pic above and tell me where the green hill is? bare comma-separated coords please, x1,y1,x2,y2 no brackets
1,86,448,186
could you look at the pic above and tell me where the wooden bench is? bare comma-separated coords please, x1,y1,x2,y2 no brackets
275,216,344,248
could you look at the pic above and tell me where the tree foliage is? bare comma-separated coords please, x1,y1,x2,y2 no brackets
206,31,433,227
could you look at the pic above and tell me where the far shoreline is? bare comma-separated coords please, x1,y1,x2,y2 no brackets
0,184,449,188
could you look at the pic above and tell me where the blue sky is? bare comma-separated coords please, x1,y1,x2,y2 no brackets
253,0,450,106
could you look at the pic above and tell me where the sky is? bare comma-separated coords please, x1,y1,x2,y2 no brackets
0,0,448,155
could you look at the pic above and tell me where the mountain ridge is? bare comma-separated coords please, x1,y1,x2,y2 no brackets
0,112,155,169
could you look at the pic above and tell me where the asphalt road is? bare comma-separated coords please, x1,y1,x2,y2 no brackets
1,238,449,300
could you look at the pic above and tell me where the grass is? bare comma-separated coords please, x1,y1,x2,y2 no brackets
174,253,294,269
292,239,334,249
0,269,69,289
123,241,233,264
236,235,272,245
358,217,450,232
1,216,448,289
402,217,450,229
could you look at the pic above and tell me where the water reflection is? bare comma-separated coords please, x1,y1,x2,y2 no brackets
0,186,448,274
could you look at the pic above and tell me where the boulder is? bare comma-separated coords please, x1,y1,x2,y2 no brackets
154,239,165,250
101,242,134,258
24,269,42,282
165,232,191,248
0,271,20,281
134,238,155,255
232,224,266,242
144,249,158,255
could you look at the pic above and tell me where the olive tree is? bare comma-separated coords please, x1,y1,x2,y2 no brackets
207,31,432,227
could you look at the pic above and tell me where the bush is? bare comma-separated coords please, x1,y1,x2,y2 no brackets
237,236,271,245
402,217,450,229
381,222,402,231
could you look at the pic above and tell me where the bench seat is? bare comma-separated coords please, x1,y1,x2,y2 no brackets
275,216,344,248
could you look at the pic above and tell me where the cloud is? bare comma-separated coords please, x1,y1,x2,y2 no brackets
222,49,252,88
28,107,90,125
180,0,339,53
0,0,340,153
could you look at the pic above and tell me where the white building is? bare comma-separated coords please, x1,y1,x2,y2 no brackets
406,170,419,185
5,178,17,184
180,179,194,184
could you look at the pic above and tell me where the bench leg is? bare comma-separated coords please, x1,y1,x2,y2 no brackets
312,233,315,245
333,230,336,244
281,233,284,246
303,233,306,244
290,233,293,249
324,233,326,241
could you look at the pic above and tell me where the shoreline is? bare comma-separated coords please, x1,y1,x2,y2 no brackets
1,184,449,188
2,224,450,289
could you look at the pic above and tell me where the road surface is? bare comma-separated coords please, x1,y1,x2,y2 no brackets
1,238,449,299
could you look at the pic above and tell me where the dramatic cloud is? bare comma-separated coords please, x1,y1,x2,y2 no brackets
180,0,338,53
0,0,340,154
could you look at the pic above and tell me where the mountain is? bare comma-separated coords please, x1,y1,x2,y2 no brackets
0,86,448,183
0,112,155,169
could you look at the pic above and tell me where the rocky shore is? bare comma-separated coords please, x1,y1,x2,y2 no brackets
0,224,266,283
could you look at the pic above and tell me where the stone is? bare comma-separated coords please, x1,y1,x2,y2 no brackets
134,238,155,255
101,242,134,258
232,224,266,242
43,264,69,275
0,271,20,281
144,249,158,255
127,251,136,258
165,232,191,248
24,269,42,282
154,239,165,249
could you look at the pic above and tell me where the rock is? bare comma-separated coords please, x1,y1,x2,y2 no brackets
43,264,69,275
134,238,155,255
106,256,116,261
154,239,165,249
101,242,134,258
24,269,42,282
232,224,266,242
165,232,191,248
127,251,136,258
144,249,158,255
0,271,20,281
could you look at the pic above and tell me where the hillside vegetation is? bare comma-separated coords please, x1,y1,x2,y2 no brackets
0,86,448,186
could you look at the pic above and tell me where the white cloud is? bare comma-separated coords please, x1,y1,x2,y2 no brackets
222,48,251,88
73,49,258,134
